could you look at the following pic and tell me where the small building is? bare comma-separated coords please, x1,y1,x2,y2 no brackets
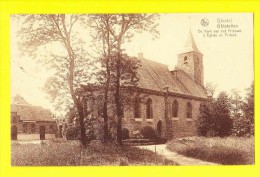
11,95,57,140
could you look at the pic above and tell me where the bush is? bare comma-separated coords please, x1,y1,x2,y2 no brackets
65,126,80,140
232,116,251,137
122,128,130,140
140,126,157,139
167,137,254,165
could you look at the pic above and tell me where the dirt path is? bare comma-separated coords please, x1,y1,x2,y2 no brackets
137,144,219,166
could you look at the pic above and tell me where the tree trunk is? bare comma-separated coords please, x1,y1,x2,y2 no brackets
103,93,109,142
103,19,111,143
115,49,123,146
75,100,88,146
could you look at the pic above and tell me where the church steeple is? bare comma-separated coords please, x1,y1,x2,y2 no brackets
177,29,204,86
181,29,201,54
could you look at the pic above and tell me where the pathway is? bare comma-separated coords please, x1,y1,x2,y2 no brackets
137,144,219,166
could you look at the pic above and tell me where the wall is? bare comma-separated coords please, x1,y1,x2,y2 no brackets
123,92,203,139
11,112,57,140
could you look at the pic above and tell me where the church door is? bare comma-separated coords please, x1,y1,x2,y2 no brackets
40,126,45,140
11,126,17,140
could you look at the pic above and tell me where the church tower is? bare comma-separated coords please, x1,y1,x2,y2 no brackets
177,29,204,86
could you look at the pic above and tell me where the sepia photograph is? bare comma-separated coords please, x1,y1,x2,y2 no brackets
10,13,254,166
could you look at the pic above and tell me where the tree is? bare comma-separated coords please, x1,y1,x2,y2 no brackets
230,89,243,118
18,15,95,146
243,82,254,136
197,103,213,136
212,91,233,137
230,89,247,136
88,14,159,145
205,82,217,98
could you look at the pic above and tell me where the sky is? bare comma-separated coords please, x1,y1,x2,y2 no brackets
11,13,254,112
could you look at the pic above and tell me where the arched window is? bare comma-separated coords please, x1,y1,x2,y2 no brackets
134,97,141,118
172,100,179,117
31,124,36,133
184,56,188,64
23,123,27,133
186,102,193,118
146,98,153,119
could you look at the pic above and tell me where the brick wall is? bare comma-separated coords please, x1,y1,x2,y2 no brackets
122,92,203,139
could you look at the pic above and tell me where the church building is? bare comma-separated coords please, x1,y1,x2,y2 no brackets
82,29,208,139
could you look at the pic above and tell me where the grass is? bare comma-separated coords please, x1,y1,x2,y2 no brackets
11,139,178,166
166,136,254,165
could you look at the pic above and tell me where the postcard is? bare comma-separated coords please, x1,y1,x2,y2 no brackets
0,1,259,177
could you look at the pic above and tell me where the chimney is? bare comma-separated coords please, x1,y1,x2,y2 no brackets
138,53,143,59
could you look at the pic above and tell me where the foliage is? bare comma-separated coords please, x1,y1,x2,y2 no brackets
122,128,130,140
243,82,254,135
11,141,178,166
167,136,254,165
132,130,143,139
141,126,157,139
230,83,254,137
232,116,251,137
205,82,217,98
87,14,160,145
17,14,98,146
212,91,233,137
197,91,233,137
65,126,80,140
197,103,213,136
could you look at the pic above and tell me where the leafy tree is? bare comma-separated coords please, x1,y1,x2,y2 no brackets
230,89,244,118
88,14,159,145
17,15,96,146
243,82,254,135
212,91,233,137
205,82,217,98
197,103,213,136
230,89,247,136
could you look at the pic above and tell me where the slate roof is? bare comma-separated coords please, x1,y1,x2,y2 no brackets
137,58,208,99
11,95,54,122
179,29,202,54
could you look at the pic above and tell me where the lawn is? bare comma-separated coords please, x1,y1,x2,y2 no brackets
166,136,254,165
11,139,178,166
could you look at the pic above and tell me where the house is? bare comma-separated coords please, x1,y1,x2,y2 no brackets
81,29,208,139
11,94,57,140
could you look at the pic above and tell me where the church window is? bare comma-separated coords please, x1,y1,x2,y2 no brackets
23,123,28,133
31,124,36,133
146,98,153,119
134,97,141,118
184,56,188,64
172,100,179,117
186,102,192,118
